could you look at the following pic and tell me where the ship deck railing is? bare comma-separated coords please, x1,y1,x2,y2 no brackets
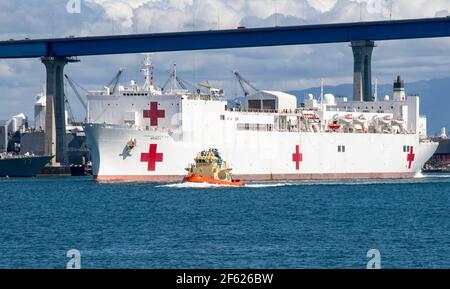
227,108,319,115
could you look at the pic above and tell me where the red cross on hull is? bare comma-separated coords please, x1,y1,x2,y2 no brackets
143,102,165,126
407,146,415,169
292,145,303,170
140,144,163,171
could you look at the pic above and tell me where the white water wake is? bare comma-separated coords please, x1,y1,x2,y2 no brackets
158,182,234,188
157,174,450,189
158,181,292,189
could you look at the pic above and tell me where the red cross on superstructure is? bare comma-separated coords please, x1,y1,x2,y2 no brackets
143,102,165,126
292,145,303,170
407,146,415,169
140,144,163,171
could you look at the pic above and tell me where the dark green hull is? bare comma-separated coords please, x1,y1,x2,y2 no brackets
0,156,53,177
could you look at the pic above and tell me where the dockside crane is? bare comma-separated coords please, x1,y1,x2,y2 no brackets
63,80,78,124
233,70,259,96
64,74,88,110
106,69,124,95
64,95,77,124
161,64,188,91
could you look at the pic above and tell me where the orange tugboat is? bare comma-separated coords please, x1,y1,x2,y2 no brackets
183,148,245,187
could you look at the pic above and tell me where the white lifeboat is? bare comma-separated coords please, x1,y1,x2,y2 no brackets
392,117,404,126
303,113,320,122
380,115,392,125
340,114,354,124
354,114,367,124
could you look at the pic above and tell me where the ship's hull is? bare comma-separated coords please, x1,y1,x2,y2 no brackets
84,124,438,182
0,155,53,177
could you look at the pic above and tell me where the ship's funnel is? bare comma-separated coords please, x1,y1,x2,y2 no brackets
393,75,406,101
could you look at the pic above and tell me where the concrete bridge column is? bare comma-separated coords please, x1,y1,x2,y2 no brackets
41,57,69,165
352,40,375,102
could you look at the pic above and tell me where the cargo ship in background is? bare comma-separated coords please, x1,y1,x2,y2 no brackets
0,153,53,177
83,56,438,182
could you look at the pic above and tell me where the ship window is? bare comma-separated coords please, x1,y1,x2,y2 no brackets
338,145,342,152
403,145,406,152
342,145,346,152
248,100,261,110
220,115,225,120
262,100,276,110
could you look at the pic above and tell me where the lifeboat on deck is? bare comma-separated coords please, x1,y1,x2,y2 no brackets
303,113,321,122
392,117,404,126
380,115,393,125
354,114,367,124
328,123,341,130
183,148,244,187
340,114,354,124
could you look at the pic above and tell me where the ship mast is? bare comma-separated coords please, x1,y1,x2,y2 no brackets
141,53,154,90
172,64,177,92
320,79,324,104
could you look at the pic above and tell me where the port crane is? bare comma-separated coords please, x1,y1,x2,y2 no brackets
64,94,77,124
161,64,188,91
64,74,88,110
62,79,80,124
233,70,259,96
106,69,124,95
198,82,224,98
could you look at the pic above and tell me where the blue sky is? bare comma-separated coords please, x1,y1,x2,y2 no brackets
0,0,449,120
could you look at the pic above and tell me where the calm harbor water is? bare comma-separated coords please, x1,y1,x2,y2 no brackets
0,174,449,268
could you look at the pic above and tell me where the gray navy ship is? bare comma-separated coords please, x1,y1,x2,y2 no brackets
0,153,53,177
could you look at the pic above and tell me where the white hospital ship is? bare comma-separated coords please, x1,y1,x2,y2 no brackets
83,56,438,182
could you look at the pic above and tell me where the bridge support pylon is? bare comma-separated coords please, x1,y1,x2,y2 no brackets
41,56,78,166
352,40,375,102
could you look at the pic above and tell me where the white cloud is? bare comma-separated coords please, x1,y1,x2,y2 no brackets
307,0,338,12
0,62,14,78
